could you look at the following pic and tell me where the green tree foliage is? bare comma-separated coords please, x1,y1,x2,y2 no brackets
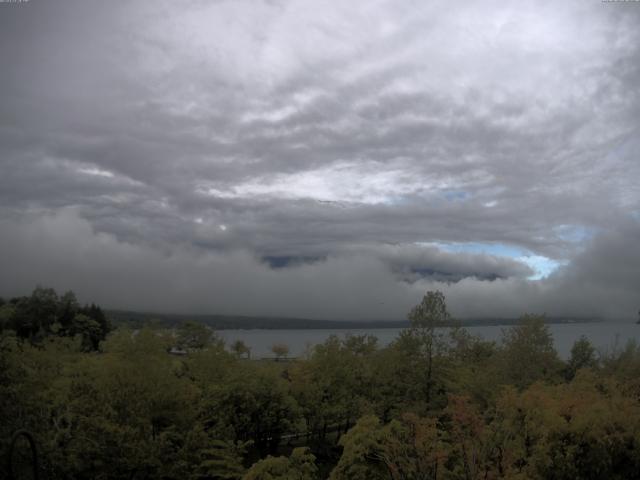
201,363,301,454
198,439,249,479
408,290,451,331
400,290,454,408
11,286,59,340
231,339,252,359
56,290,80,335
290,335,378,442
490,373,640,479
4,286,640,479
72,313,103,351
499,314,563,389
0,301,16,332
446,327,501,407
78,302,110,338
330,413,442,480
331,378,640,480
600,338,640,398
243,447,318,480
1,286,110,349
177,320,218,350
328,416,389,480
565,335,598,380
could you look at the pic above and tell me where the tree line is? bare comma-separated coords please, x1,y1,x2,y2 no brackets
0,287,110,352
2,288,640,479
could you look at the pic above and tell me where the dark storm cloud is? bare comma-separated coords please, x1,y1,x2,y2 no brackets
0,210,637,320
352,244,534,283
1,0,639,318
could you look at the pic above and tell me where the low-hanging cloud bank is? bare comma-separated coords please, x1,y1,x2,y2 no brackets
1,210,638,321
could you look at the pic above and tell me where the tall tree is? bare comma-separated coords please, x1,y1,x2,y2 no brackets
231,339,251,359
177,321,216,350
406,290,452,406
500,314,562,388
565,336,598,380
71,313,103,351
78,302,110,339
9,287,58,340
56,290,79,334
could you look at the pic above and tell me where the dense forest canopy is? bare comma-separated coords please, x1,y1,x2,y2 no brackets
3,287,640,479
0,287,110,352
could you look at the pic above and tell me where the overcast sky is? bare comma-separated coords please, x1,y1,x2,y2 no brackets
1,0,639,320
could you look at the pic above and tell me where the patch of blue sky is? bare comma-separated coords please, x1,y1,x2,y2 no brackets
430,241,565,280
434,241,524,258
517,255,568,280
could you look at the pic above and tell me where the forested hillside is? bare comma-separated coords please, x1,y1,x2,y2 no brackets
2,288,640,479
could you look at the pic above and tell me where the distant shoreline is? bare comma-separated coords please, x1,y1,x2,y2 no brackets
106,309,603,330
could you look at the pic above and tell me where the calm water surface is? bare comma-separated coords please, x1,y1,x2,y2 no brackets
219,322,640,359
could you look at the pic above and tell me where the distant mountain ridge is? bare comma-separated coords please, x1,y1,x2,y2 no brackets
106,309,602,330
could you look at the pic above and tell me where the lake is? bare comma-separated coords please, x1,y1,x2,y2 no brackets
219,322,640,359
